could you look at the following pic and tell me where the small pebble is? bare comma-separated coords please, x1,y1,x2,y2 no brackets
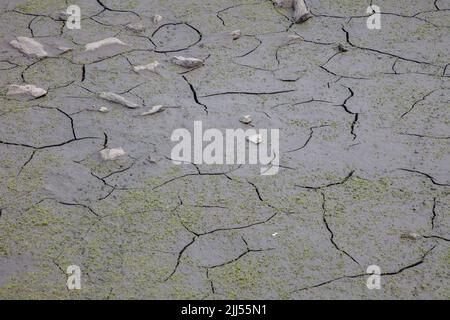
100,148,126,161
247,134,263,145
230,30,241,40
126,23,146,33
239,115,252,124
401,232,422,240
153,14,163,24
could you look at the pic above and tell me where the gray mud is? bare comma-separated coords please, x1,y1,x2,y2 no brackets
0,0,449,299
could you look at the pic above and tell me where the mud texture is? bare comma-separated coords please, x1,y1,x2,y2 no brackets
0,0,449,299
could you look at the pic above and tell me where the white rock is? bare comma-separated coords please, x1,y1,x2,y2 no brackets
239,115,252,124
7,84,47,98
133,61,160,73
293,0,311,23
85,37,128,52
247,134,263,145
287,34,303,43
10,37,48,58
57,45,72,53
100,148,126,161
99,107,109,113
230,30,241,40
99,92,139,109
171,56,204,68
153,14,163,24
126,23,145,32
140,105,164,116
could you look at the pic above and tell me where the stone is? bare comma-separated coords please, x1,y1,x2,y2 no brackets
100,147,126,161
171,56,204,68
6,84,47,99
140,105,164,116
133,61,160,73
99,92,140,109
10,37,48,58
84,37,129,52
239,115,252,124
230,30,241,40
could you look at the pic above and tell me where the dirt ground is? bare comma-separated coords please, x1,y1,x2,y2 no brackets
0,0,449,299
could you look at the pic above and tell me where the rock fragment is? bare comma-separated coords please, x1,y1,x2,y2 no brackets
337,43,348,52
239,115,252,124
6,84,47,99
133,61,160,73
400,232,422,240
171,56,204,68
293,0,311,23
287,34,303,43
126,23,146,33
153,14,163,24
274,0,311,23
139,105,164,116
99,107,109,113
84,37,129,52
247,134,263,145
57,45,72,53
99,92,140,109
230,30,241,40
100,148,126,161
9,37,48,58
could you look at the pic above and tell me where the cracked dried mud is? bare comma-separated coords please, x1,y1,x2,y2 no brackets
0,0,449,299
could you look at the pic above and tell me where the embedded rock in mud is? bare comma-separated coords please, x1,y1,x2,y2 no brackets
230,30,241,40
9,37,48,58
293,0,311,23
139,105,164,116
6,84,47,99
76,37,130,63
133,61,160,73
171,56,204,68
99,92,140,109
239,115,252,124
153,14,163,24
84,37,129,52
100,147,126,161
126,23,146,33
247,134,263,144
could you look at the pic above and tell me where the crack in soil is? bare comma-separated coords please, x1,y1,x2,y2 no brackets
320,192,360,265
334,86,359,140
342,26,440,67
296,171,355,190
199,89,296,98
151,22,202,53
399,89,438,119
182,75,208,114
398,168,450,187
292,244,437,293
286,125,330,153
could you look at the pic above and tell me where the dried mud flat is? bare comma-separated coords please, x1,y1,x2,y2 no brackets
0,0,449,299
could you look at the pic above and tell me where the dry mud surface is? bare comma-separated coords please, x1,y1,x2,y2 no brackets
0,0,449,299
